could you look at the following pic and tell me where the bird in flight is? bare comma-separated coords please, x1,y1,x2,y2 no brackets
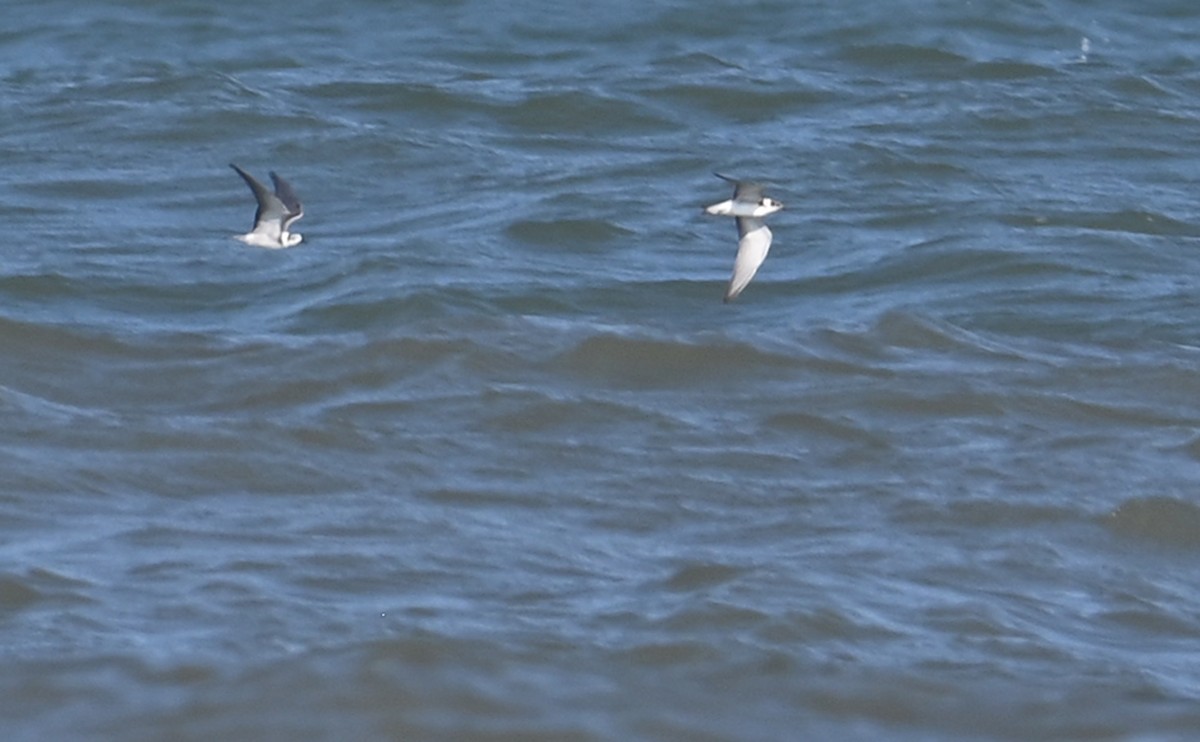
230,164,304,248
703,173,783,302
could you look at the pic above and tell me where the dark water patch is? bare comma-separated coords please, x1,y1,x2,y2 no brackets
302,79,497,122
0,568,95,616
650,51,743,75
1012,391,1189,429
478,391,677,437
869,310,1031,363
1107,497,1200,548
1003,209,1198,237
504,278,753,314
19,178,148,200
288,289,504,332
966,60,1059,80
447,45,584,70
171,105,329,145
1109,73,1181,98
808,325,895,364
0,574,45,612
858,204,967,230
120,518,302,550
497,89,676,135
1098,605,1200,637
761,411,892,451
0,314,134,365
621,641,719,667
663,563,747,592
819,239,1086,304
865,384,1007,420
0,655,235,740
550,333,799,389
67,62,213,104
838,43,970,71
920,600,1015,641
652,82,837,124
123,335,514,417
143,637,603,741
847,143,983,184
506,217,634,248
420,487,553,510
1180,435,1200,464
73,422,374,498
899,499,1080,531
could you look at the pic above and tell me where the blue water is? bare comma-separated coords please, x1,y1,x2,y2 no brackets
5,1,1200,740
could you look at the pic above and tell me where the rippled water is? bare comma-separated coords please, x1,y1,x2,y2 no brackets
5,1,1200,740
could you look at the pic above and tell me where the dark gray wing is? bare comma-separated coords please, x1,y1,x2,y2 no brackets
230,163,280,227
713,172,764,203
269,171,304,230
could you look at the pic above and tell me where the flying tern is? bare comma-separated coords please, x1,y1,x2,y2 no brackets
230,164,304,248
703,173,783,302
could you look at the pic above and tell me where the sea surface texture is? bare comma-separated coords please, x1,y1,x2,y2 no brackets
5,1,1200,740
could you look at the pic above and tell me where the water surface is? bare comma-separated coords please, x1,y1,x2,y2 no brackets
4,1,1200,740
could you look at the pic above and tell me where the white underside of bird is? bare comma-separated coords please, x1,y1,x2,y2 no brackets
237,228,303,249
704,199,782,219
726,217,773,303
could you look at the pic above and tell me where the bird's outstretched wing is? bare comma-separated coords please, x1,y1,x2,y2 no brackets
231,163,287,241
725,217,772,302
270,171,304,231
714,172,765,203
